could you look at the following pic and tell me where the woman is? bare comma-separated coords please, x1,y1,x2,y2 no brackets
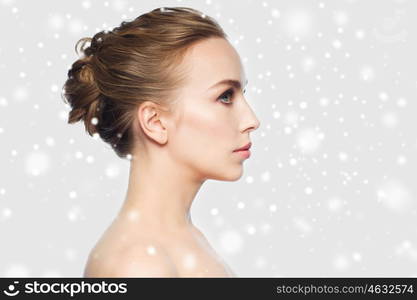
62,6,260,277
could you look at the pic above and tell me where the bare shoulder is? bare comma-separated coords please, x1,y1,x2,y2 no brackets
84,239,178,278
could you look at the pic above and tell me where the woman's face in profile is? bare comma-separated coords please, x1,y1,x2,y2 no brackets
168,37,260,182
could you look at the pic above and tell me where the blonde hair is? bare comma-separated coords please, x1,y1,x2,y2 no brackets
61,7,227,159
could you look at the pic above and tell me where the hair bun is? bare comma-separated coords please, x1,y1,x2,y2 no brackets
63,53,101,137
83,30,110,57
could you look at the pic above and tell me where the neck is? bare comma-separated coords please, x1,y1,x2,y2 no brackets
117,149,205,231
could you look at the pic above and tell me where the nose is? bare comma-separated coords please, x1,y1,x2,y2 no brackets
242,109,260,133
252,115,260,131
248,116,260,133
239,94,260,133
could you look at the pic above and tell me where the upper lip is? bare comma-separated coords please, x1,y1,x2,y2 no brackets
234,142,252,152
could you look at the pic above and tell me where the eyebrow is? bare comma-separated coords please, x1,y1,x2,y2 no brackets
207,78,248,91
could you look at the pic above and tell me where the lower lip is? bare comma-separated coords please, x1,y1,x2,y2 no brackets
233,150,251,159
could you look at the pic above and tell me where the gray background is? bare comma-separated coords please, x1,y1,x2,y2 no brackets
0,0,416,277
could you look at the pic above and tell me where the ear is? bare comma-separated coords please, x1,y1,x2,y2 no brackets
136,101,169,145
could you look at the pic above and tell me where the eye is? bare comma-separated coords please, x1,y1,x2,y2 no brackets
217,88,234,105
217,88,246,105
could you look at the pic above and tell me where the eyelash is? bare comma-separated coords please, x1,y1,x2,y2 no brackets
217,88,246,105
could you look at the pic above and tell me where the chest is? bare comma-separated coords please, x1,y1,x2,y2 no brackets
168,246,234,277
163,234,235,277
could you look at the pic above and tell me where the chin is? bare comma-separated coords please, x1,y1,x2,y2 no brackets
211,166,244,182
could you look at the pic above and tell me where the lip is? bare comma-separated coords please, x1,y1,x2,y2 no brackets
233,142,252,152
234,149,251,159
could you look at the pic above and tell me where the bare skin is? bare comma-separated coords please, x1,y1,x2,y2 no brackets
83,37,260,277
84,210,235,277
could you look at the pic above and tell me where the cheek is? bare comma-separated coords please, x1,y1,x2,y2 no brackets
169,103,244,181
171,104,234,166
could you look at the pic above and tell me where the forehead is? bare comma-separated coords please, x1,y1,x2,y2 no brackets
180,37,246,91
